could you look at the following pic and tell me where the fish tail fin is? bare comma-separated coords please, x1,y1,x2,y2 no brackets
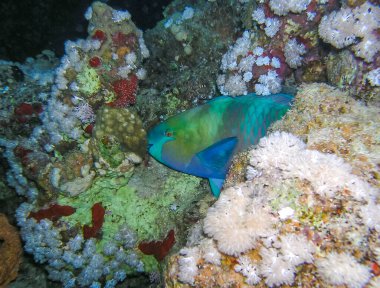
209,178,224,198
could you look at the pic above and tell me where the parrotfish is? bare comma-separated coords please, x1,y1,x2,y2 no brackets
147,93,294,197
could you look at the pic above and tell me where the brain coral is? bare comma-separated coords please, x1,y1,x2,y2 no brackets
93,106,147,157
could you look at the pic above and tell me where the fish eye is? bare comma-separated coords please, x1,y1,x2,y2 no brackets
165,129,173,137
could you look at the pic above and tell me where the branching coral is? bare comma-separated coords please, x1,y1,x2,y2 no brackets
110,74,138,107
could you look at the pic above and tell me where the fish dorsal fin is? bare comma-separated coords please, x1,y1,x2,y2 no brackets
206,95,233,104
188,137,238,179
257,93,294,106
209,178,224,198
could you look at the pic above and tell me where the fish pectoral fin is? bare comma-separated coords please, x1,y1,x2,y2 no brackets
194,137,238,178
209,178,224,198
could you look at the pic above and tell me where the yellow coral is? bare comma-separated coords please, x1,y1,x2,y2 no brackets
76,66,101,96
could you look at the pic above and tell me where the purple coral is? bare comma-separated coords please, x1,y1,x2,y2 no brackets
73,101,95,124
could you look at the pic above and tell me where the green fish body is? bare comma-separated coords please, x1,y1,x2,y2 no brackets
148,93,294,197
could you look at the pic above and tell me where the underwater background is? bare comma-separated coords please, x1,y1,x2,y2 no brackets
0,0,379,287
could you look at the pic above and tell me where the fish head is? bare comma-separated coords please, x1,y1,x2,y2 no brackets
147,113,198,171
147,120,176,163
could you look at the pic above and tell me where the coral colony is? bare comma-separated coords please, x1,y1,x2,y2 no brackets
0,0,379,288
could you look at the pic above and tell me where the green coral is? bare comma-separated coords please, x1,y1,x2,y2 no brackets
96,140,126,168
57,162,204,272
164,91,182,116
297,205,326,230
269,179,301,211
76,66,101,96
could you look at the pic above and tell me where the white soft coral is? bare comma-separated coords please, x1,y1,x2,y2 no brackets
249,131,378,201
318,2,380,62
316,252,371,288
203,184,277,256
278,233,315,266
177,247,200,285
234,255,261,285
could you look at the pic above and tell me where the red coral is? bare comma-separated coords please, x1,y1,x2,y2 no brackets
138,229,176,261
125,33,138,50
14,102,43,123
263,2,275,18
83,202,105,239
109,74,138,107
29,204,76,222
92,29,106,42
14,103,34,115
13,145,35,170
14,146,33,161
89,56,101,68
84,124,94,135
268,49,291,79
112,32,127,47
372,262,380,276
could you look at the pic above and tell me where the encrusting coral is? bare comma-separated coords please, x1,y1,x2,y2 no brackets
0,213,22,288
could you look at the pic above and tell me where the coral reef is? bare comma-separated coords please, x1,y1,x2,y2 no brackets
272,83,380,187
142,0,241,112
25,0,151,153
0,213,22,287
0,0,379,287
164,84,379,287
0,2,209,287
214,0,380,103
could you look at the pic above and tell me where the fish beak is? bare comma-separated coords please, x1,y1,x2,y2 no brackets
147,143,153,151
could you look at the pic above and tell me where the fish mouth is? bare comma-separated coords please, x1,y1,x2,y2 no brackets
147,143,153,150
